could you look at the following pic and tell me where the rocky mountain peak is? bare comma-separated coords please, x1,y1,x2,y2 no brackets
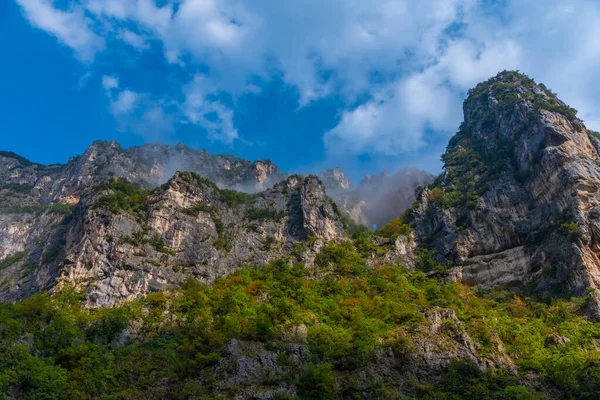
242,159,285,191
0,141,293,207
409,70,600,316
87,139,122,152
319,167,353,191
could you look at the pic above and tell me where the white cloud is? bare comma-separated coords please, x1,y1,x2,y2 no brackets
498,0,600,128
86,0,173,35
101,75,119,91
104,87,174,139
15,0,600,157
183,75,239,143
109,90,138,115
325,75,460,156
16,0,105,62
100,75,237,143
325,37,522,155
118,30,150,50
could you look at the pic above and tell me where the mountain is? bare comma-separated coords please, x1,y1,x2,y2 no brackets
0,140,286,206
0,171,351,306
2,72,600,399
0,140,427,307
407,70,600,315
319,166,353,191
0,140,428,229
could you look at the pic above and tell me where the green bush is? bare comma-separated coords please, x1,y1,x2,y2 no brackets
94,178,149,221
558,222,581,241
262,236,276,251
535,98,578,121
246,207,285,222
315,242,367,275
213,217,232,251
298,363,337,400
378,218,413,238
178,171,220,191
415,248,444,272
220,189,259,207
352,231,387,258
182,202,214,216
0,252,25,270
49,203,76,216
120,231,176,255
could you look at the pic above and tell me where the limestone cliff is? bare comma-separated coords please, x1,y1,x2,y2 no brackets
0,172,345,307
408,71,600,314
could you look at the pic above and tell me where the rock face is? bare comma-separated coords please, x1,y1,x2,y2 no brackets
408,71,600,314
319,167,433,228
320,167,353,191
0,142,294,305
0,172,345,307
364,234,418,269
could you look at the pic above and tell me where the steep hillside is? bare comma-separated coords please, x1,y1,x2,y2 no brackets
1,241,599,399
407,71,600,315
0,173,349,306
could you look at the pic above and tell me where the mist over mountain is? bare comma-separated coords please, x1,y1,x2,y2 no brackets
0,140,286,204
319,167,434,228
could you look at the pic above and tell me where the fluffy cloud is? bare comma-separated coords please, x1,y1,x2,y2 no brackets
86,0,172,35
109,90,138,115
326,38,522,154
101,75,170,139
117,30,150,50
101,75,119,91
16,0,105,62
106,88,174,140
15,0,600,155
183,76,239,144
100,74,236,143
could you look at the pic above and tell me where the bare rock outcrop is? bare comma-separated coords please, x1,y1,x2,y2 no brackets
0,172,345,307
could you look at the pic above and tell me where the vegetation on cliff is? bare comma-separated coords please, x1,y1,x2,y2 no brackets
1,239,599,399
425,71,580,211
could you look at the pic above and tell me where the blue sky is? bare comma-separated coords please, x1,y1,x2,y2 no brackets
2,1,600,181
